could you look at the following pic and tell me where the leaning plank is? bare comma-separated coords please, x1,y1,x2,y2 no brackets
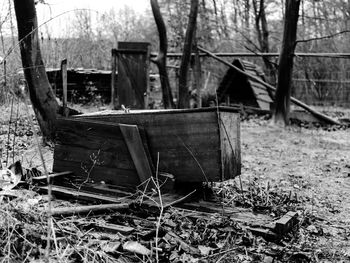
198,46,340,125
50,203,130,216
119,124,154,184
39,185,123,204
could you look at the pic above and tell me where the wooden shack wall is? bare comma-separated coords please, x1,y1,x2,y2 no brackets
52,118,144,190
76,108,241,182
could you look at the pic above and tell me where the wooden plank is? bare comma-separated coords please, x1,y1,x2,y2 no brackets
255,93,273,103
219,111,241,178
39,185,123,203
52,160,140,187
50,203,130,216
274,211,298,235
61,58,68,117
93,223,134,235
53,118,142,190
54,144,134,170
76,109,227,182
116,42,150,109
111,49,117,107
120,124,154,184
256,100,271,111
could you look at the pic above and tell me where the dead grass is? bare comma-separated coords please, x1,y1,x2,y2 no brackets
1,103,350,262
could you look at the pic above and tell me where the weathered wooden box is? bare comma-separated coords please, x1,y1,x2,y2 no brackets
53,107,240,190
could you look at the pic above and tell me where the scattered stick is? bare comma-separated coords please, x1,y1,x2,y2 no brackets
5,96,14,167
155,153,163,262
50,203,130,216
11,97,20,164
32,171,73,182
164,189,196,209
19,87,53,260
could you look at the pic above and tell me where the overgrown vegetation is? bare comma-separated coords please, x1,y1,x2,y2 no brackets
1,0,350,106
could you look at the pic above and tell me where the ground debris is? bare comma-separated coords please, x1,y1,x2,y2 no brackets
0,182,309,262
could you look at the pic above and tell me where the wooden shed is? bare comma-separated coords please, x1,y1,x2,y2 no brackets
217,59,274,111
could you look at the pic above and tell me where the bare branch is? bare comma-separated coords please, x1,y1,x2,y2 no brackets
296,30,350,44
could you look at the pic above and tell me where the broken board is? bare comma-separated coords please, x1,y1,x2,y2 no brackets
52,118,154,191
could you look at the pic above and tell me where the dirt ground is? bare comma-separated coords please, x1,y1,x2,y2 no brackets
240,115,350,262
1,103,350,262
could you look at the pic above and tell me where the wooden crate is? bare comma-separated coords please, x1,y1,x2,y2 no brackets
67,107,241,184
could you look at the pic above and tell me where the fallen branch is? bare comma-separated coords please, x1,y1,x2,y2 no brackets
50,203,130,216
198,46,340,125
164,189,196,209
32,171,73,182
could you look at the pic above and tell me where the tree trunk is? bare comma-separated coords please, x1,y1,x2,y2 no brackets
14,0,58,141
178,0,199,109
252,0,276,84
273,0,301,126
150,0,175,109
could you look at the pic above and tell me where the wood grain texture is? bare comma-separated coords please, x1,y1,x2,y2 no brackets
53,118,148,190
219,111,241,179
75,107,241,182
120,124,154,183
117,42,150,109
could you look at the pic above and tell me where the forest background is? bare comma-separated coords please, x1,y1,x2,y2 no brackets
1,0,350,107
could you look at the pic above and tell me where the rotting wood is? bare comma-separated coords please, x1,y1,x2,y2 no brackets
247,227,279,241
50,203,130,216
91,222,134,235
75,107,241,182
116,42,150,109
110,49,117,108
32,171,73,182
39,185,124,204
119,124,154,185
198,46,340,125
274,211,298,235
61,58,68,117
53,118,154,189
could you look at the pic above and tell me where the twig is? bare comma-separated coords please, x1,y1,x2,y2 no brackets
11,97,19,164
50,218,59,257
202,247,239,259
50,203,129,216
19,87,52,261
175,135,209,183
78,149,101,191
155,153,163,263
5,96,14,167
163,189,196,209
296,30,350,45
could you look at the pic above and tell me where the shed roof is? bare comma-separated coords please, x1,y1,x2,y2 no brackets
217,59,273,110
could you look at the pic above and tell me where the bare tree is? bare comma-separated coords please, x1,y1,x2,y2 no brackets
14,0,58,141
252,0,276,84
178,0,199,108
273,0,301,125
150,0,175,109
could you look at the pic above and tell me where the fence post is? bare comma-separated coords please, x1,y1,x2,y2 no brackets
111,48,117,108
60,58,68,117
